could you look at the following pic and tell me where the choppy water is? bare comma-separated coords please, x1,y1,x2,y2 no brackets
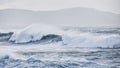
0,47,120,68
0,27,120,68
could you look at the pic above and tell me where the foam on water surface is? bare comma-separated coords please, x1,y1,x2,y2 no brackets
6,24,120,48
0,45,120,68
0,24,120,68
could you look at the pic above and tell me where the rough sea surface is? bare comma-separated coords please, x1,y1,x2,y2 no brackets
0,27,120,68
0,47,120,68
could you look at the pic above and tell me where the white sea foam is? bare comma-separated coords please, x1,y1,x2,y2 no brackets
8,24,120,48
9,24,64,43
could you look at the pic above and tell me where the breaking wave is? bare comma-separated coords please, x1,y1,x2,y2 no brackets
0,24,120,48
0,24,120,68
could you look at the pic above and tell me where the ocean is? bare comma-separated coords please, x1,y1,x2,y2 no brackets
0,25,120,68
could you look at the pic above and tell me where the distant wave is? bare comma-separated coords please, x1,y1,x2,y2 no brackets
0,32,13,41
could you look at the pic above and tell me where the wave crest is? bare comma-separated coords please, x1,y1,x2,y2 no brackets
8,24,120,48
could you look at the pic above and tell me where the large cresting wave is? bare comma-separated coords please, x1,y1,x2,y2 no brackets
3,24,120,48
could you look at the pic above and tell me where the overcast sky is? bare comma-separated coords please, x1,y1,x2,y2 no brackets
0,0,120,14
